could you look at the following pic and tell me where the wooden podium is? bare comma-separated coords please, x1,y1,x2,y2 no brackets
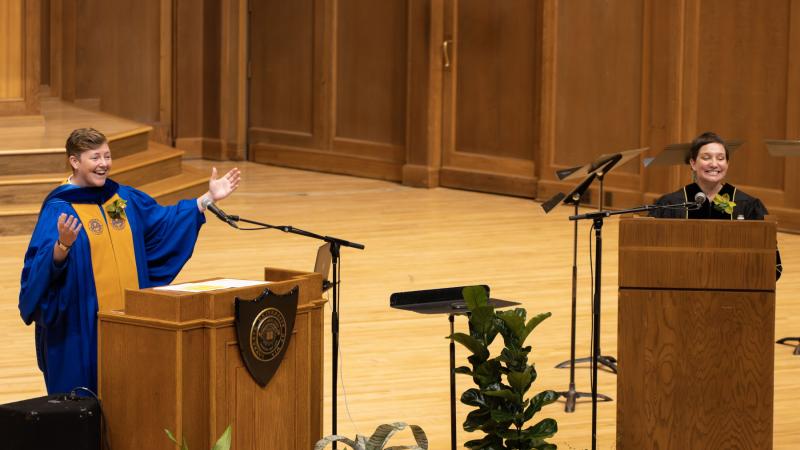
617,218,776,449
97,268,326,450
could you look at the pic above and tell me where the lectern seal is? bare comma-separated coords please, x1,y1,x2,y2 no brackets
235,286,299,387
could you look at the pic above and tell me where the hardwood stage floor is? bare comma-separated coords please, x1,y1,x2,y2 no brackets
1,159,798,449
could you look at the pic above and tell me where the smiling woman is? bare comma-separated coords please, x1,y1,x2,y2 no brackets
17,128,242,395
649,132,765,220
649,131,782,279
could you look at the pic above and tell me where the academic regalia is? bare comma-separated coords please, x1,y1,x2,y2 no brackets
18,179,205,394
650,182,782,279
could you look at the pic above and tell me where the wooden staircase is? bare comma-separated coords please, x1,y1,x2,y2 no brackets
0,100,208,235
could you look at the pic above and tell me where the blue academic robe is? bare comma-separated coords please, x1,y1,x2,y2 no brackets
19,179,205,394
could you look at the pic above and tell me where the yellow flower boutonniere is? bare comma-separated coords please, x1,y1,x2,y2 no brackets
106,198,127,220
712,193,736,215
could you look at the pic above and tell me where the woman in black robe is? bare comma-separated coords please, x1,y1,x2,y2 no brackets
650,131,782,279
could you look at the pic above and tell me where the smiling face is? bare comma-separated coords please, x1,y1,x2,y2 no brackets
690,142,728,187
69,142,112,187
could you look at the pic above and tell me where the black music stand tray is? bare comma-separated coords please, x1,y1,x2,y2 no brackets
766,139,799,355
390,286,519,450
643,139,743,167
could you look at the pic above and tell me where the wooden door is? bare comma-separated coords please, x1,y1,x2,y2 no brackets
247,0,410,181
440,0,542,197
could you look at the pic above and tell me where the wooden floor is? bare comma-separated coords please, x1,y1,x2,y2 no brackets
1,159,799,449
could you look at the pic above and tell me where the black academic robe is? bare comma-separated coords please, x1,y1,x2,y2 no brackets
650,182,782,279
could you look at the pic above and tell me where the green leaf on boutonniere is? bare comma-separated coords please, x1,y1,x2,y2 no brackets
712,193,736,215
106,198,127,220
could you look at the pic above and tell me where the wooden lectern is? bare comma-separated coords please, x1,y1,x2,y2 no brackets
617,218,776,449
97,268,325,449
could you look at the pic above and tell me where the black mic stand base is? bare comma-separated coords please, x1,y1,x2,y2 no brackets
557,382,612,413
557,354,617,373
776,337,800,355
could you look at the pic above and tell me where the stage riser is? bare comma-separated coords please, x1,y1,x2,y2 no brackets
0,153,67,176
0,182,60,204
0,129,150,176
111,154,183,187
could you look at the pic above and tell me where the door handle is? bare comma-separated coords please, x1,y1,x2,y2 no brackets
442,39,453,70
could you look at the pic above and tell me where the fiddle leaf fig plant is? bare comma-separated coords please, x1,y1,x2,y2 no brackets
314,422,428,450
451,286,558,450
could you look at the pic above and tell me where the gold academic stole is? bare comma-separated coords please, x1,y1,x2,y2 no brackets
71,194,139,312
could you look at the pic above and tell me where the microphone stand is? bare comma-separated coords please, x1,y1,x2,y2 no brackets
228,214,365,449
569,199,700,450
555,193,612,412
569,170,618,373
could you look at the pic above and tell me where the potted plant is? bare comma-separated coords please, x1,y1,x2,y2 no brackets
451,286,558,450
165,425,232,450
314,422,428,450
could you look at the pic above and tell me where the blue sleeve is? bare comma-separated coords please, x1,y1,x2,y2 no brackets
124,188,206,287
19,202,73,326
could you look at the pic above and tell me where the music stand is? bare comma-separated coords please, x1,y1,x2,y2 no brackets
552,147,648,375
765,139,799,355
643,140,743,167
390,286,519,450
542,172,613,412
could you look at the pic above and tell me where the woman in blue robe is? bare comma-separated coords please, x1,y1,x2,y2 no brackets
18,128,241,394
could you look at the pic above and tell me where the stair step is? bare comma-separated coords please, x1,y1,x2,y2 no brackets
139,165,209,205
0,126,152,176
0,144,185,205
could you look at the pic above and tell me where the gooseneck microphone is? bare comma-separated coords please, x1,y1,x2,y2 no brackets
694,191,707,206
201,197,238,228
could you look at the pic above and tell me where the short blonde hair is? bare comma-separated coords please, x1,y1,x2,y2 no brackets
66,128,107,159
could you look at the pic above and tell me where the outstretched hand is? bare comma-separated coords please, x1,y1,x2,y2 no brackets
208,167,241,202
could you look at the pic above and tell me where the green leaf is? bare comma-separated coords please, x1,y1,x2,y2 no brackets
164,429,178,444
212,425,232,450
483,388,519,403
507,368,533,393
461,388,490,408
520,418,558,440
164,429,189,450
497,309,527,342
464,435,505,450
462,286,489,310
463,408,491,432
474,360,502,387
450,333,490,361
524,390,559,420
469,306,496,338
520,312,552,344
489,408,518,424
454,366,473,376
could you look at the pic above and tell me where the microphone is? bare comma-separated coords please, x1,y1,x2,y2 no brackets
201,197,238,228
694,191,707,206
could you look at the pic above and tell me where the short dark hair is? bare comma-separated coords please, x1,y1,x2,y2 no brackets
66,128,108,159
688,131,728,163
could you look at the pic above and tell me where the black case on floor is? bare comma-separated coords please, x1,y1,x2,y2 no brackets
0,394,101,450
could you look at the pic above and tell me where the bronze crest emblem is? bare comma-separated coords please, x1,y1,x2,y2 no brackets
235,286,298,387
111,217,126,230
88,219,103,235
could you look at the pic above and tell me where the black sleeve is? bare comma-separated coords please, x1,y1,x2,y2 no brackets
649,192,685,218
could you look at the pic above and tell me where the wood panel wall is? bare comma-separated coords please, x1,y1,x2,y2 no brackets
31,0,800,231
0,0,39,115
46,0,171,141
247,0,412,180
